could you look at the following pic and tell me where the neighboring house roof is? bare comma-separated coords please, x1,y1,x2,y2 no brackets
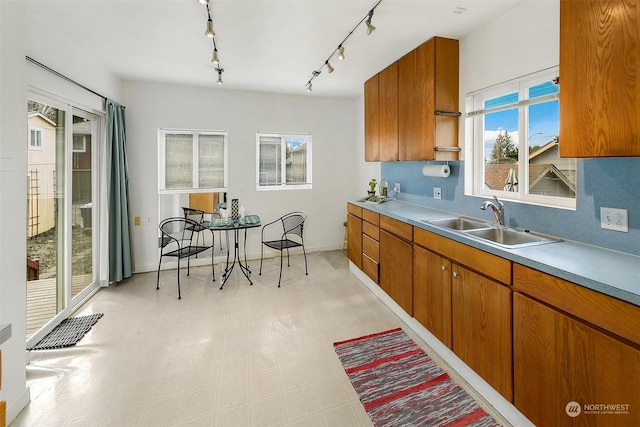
28,112,56,127
484,162,576,194
528,137,560,161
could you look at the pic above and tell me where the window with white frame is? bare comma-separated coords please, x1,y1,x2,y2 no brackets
467,67,576,209
29,128,42,149
158,129,228,192
256,132,312,190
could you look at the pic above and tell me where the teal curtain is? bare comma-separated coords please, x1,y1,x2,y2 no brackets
106,99,132,282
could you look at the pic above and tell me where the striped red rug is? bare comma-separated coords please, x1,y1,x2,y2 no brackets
334,328,500,427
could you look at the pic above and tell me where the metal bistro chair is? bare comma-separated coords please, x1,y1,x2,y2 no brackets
157,217,214,299
182,207,208,250
259,211,308,287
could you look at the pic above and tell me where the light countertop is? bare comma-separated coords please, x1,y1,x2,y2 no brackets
350,199,640,307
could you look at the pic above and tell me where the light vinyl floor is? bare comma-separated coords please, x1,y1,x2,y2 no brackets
12,251,505,427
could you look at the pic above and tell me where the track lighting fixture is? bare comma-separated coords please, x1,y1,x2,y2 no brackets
304,0,382,92
205,19,215,37
200,1,225,86
365,10,376,35
216,68,224,85
326,61,335,74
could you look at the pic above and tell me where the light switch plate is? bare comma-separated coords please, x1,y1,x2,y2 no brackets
600,207,628,232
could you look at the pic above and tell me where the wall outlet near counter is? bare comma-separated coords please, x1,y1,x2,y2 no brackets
394,183,401,194
600,207,628,232
433,187,442,199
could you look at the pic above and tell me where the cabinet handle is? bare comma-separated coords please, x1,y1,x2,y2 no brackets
452,271,458,278
441,265,447,271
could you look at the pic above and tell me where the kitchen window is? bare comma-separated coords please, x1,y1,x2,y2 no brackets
466,67,576,209
158,129,228,193
256,132,312,191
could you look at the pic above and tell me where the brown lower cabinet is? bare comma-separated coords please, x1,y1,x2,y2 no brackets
514,292,640,426
413,245,452,348
346,212,362,269
379,229,413,315
452,264,513,401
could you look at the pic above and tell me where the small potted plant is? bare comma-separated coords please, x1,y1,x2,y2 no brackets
368,178,377,195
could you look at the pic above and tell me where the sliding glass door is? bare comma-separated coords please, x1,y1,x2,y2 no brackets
26,96,102,341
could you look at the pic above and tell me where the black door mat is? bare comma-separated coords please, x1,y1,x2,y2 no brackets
28,313,104,351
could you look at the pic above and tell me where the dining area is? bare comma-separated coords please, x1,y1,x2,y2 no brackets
156,196,308,299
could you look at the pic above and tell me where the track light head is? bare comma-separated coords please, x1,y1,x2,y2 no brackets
205,19,215,37
216,68,224,85
211,49,220,65
306,82,312,92
365,11,376,35
337,45,345,60
326,61,335,74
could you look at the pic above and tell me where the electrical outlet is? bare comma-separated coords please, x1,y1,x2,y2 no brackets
394,183,401,194
433,187,442,200
600,207,628,232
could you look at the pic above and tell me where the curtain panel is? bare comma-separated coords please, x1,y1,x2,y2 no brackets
106,99,132,282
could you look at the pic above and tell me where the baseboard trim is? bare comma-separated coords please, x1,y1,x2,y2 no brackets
6,387,30,426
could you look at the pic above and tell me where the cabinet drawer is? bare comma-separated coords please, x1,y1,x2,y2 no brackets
347,203,362,218
414,228,511,285
380,215,413,241
362,209,380,226
362,234,379,262
362,221,379,241
362,254,379,283
513,264,640,346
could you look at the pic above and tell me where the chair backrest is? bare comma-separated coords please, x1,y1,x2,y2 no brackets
281,212,306,239
159,217,200,248
182,207,205,223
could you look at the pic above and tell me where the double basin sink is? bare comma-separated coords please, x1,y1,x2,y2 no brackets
425,217,561,248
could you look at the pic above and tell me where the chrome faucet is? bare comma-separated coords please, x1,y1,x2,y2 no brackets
480,196,505,225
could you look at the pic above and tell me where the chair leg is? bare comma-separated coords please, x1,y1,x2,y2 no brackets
302,245,308,275
286,247,291,267
157,255,163,290
177,257,182,300
278,250,284,288
211,232,216,282
259,244,264,275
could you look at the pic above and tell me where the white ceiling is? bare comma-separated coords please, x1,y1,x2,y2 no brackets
25,0,525,98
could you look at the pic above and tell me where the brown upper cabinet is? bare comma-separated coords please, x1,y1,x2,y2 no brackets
399,37,460,161
364,36,460,162
365,63,399,161
559,0,640,157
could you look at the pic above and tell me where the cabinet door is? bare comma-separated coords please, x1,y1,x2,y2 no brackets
364,74,380,161
452,264,512,401
514,293,640,426
379,230,413,315
559,0,640,157
413,245,452,348
378,63,398,161
347,213,362,269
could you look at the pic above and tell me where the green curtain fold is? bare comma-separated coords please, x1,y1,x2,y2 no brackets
106,99,132,282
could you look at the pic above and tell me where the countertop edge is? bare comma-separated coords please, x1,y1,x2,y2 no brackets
348,199,640,307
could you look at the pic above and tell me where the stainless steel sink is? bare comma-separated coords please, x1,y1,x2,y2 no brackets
427,217,491,231
465,227,559,248
427,216,560,248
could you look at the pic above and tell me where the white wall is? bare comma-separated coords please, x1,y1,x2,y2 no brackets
459,0,560,155
122,81,359,272
0,1,30,423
